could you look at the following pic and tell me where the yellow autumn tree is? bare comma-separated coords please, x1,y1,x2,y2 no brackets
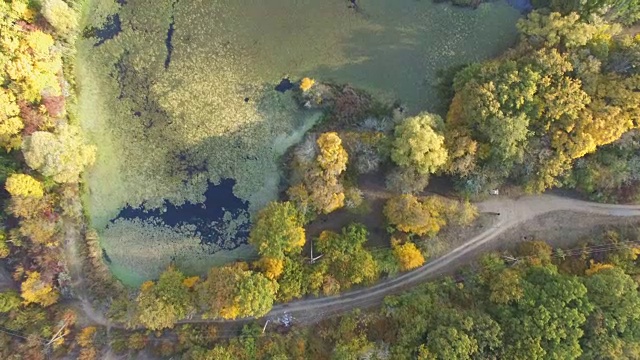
21,271,59,307
300,77,315,92
391,113,448,174
5,30,62,102
182,276,200,289
384,194,447,236
0,89,24,149
76,327,97,348
317,132,348,177
41,0,78,36
257,257,284,280
5,174,44,198
392,239,425,271
585,261,615,276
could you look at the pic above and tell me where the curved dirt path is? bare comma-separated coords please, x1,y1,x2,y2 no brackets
63,221,111,327
66,194,640,327
180,194,640,325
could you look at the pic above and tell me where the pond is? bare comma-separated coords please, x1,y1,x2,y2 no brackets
113,179,249,247
77,0,521,285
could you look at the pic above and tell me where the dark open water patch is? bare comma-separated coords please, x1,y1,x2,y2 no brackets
164,0,179,69
112,179,250,249
83,14,122,46
275,78,294,93
506,0,532,12
164,20,175,69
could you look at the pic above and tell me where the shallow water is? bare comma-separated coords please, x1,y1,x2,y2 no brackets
114,179,249,247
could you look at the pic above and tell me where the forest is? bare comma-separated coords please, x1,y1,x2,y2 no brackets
0,0,639,358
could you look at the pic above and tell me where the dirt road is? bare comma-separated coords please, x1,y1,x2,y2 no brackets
66,194,640,328
180,194,640,325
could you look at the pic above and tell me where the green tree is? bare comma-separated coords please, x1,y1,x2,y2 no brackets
0,291,21,313
22,124,96,183
537,0,640,24
488,268,524,304
185,346,235,360
581,267,640,359
249,201,305,259
136,266,194,330
496,266,592,359
314,224,378,291
418,326,478,360
445,12,635,193
276,256,308,302
0,232,8,258
391,113,448,175
197,264,278,320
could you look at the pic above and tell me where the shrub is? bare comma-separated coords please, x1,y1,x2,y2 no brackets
5,174,44,198
385,167,430,194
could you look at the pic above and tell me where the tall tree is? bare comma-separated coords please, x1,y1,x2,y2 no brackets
249,201,305,259
581,267,640,359
384,194,447,236
197,264,278,320
495,266,592,359
314,224,378,292
391,113,448,175
136,266,194,330
22,124,96,183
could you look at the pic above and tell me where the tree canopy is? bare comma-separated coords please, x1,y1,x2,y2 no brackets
249,201,305,259
135,267,194,330
23,125,96,183
446,11,640,194
384,194,447,236
391,113,448,175
197,264,278,320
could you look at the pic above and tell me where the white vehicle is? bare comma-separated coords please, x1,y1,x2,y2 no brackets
489,189,499,195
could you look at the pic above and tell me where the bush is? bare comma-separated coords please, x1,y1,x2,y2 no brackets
385,167,430,194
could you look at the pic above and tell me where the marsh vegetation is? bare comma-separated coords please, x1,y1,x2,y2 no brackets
77,0,521,284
